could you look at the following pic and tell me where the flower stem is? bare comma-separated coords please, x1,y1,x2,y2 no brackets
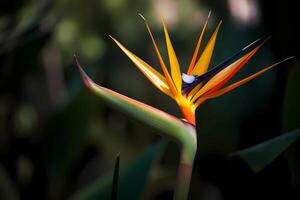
174,124,197,200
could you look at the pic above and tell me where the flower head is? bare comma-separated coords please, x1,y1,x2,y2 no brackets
109,13,293,125
75,13,293,199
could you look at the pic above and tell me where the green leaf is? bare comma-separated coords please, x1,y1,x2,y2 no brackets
0,164,19,200
44,91,98,193
111,154,120,200
282,65,300,185
283,66,300,132
74,55,196,150
71,140,166,200
231,129,300,172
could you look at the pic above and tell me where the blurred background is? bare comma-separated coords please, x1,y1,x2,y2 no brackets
0,0,299,199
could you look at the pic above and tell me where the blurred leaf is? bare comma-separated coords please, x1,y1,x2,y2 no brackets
0,0,52,54
44,91,100,199
111,154,120,200
231,129,300,172
283,65,300,185
71,140,166,200
0,164,19,200
283,66,300,131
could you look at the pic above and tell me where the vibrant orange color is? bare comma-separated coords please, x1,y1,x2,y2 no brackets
191,21,222,76
109,13,292,126
75,55,179,122
187,11,211,74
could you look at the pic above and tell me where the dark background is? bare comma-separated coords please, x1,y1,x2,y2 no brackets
0,0,299,199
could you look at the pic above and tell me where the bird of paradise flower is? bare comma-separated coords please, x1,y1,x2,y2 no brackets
74,12,292,200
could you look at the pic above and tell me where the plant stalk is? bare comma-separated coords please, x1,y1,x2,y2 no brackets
174,124,197,200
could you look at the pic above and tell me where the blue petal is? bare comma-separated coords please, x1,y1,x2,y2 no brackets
182,73,196,84
182,37,265,95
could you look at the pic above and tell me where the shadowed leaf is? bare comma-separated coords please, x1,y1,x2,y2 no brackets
232,129,300,172
0,165,19,200
74,55,195,145
111,154,120,200
71,140,166,200
283,66,300,131
109,36,172,98
283,65,300,185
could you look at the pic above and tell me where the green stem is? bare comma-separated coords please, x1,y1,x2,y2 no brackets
174,124,197,200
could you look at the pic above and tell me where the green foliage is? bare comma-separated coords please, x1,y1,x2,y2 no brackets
1,0,298,199
283,65,300,185
44,92,99,188
283,66,300,131
0,165,19,200
76,57,197,159
111,154,120,200
232,129,300,172
71,140,166,200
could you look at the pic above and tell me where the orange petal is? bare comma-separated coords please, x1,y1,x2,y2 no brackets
204,57,294,99
110,36,173,98
203,38,270,97
194,97,206,108
74,55,184,130
162,18,182,93
187,11,211,74
139,14,178,97
191,41,265,103
191,21,222,76
187,84,202,101
179,103,196,126
184,38,263,99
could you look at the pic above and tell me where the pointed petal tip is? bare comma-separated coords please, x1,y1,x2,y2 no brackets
242,36,271,52
214,20,222,32
242,38,261,51
260,35,271,45
273,56,295,66
73,54,80,70
283,56,295,62
138,13,146,21
187,12,211,74
265,35,272,41
204,55,296,100
73,54,93,88
109,35,120,45
191,18,222,76
208,10,212,18
161,16,182,92
108,35,114,40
